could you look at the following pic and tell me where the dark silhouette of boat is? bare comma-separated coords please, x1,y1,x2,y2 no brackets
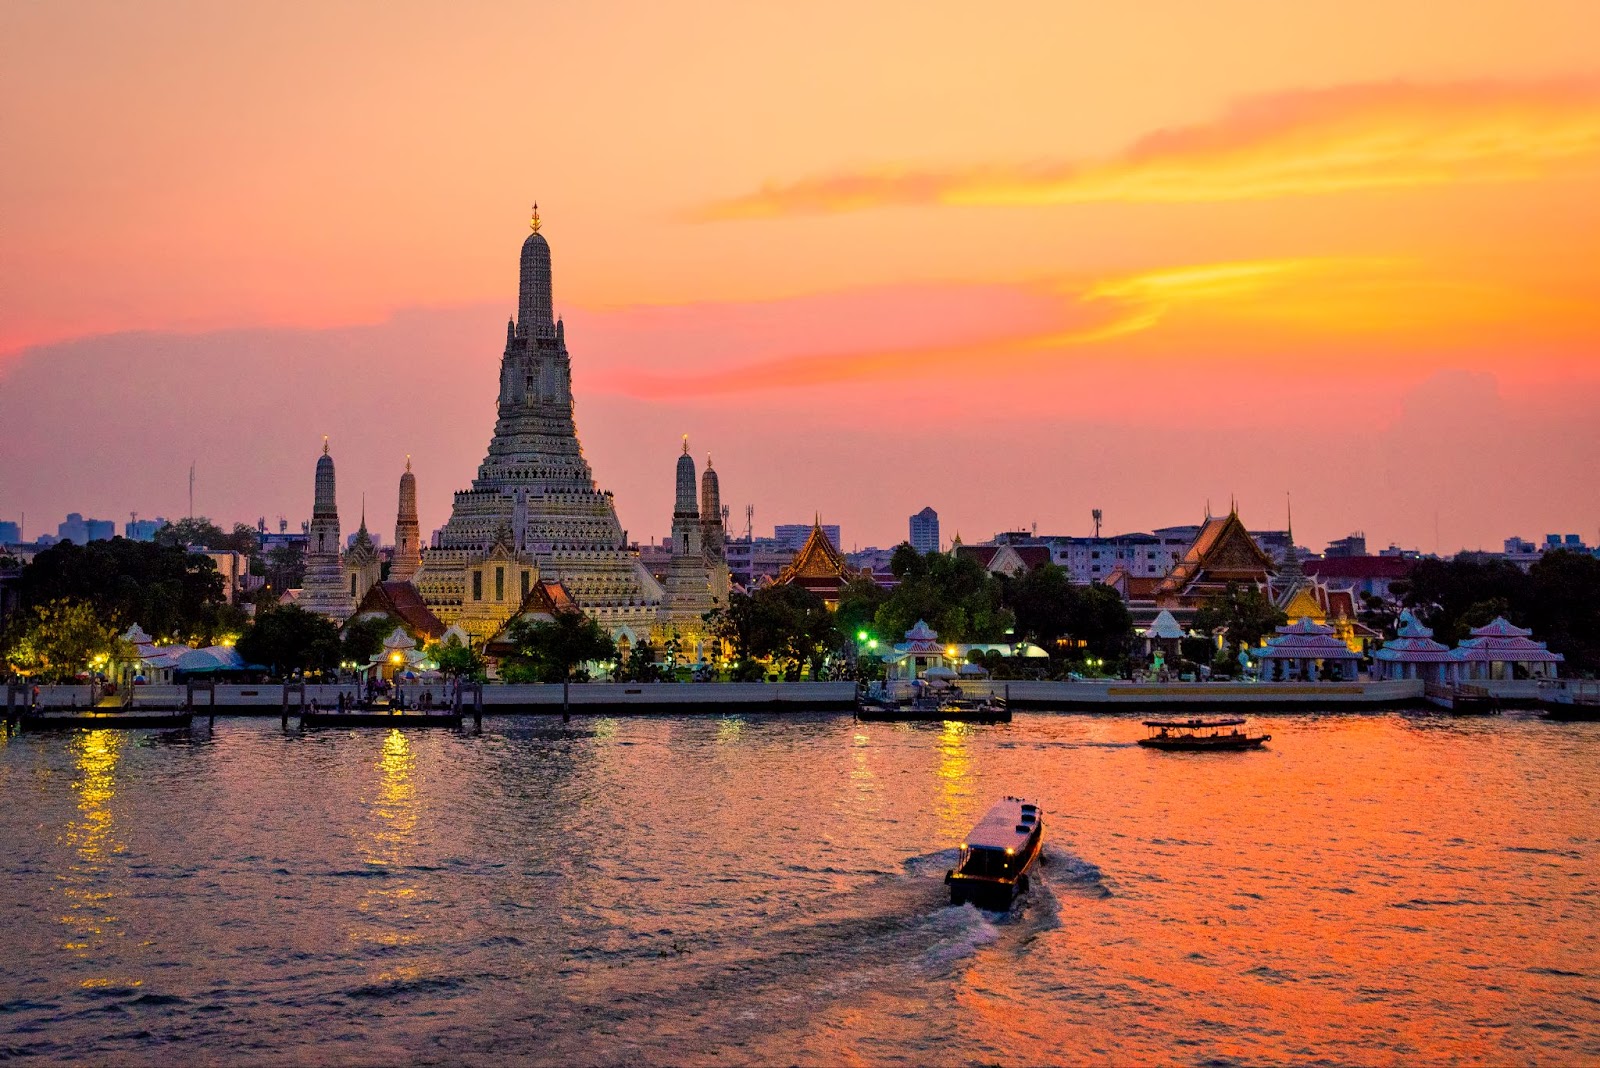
858,681,1010,723
945,797,1043,908
1137,718,1270,751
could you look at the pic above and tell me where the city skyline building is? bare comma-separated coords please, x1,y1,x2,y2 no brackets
910,507,939,554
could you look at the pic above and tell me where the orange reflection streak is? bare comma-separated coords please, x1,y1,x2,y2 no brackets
352,729,421,964
702,78,1600,218
57,730,140,988
934,721,972,843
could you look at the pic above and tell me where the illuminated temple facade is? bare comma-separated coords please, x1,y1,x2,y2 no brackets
413,210,662,641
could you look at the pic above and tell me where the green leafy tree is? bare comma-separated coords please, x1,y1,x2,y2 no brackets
155,517,230,550
1401,554,1530,646
874,551,1013,644
616,640,663,682
889,542,927,579
264,543,307,593
503,609,616,683
423,634,485,680
236,604,341,675
3,600,133,681
13,538,235,644
1193,582,1287,654
1003,563,1074,644
341,615,392,667
835,576,889,645
1525,551,1600,674
1067,583,1136,662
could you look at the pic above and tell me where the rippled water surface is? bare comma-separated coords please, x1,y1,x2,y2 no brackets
1,712,1597,1065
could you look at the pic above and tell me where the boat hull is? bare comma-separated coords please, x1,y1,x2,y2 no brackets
1137,734,1269,751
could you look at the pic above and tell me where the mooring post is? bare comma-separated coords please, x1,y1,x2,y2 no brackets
474,682,484,733
563,677,571,722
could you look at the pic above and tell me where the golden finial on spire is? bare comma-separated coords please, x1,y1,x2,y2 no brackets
530,201,541,234
682,434,690,455
322,435,329,455
406,454,412,472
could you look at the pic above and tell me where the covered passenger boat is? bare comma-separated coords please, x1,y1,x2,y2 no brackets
945,797,1043,908
1138,717,1270,751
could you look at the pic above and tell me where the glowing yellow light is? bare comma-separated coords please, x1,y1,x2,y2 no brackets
1005,847,1016,855
390,652,404,664
946,646,957,657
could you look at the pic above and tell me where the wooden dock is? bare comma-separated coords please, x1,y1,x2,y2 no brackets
18,710,195,731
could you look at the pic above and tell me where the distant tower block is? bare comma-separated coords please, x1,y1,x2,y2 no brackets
910,507,940,554
391,457,422,583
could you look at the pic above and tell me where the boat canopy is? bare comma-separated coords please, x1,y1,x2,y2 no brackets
1142,717,1247,728
962,798,1041,853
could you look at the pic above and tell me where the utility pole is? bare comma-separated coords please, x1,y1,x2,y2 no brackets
189,462,196,520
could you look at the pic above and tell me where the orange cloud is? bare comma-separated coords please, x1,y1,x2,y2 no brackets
701,78,1600,218
599,253,1600,399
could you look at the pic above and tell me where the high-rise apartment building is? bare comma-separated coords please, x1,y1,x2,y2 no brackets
909,507,939,553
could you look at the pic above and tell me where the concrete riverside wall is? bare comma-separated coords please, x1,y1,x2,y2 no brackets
14,677,1446,715
948,678,1426,711
19,681,859,714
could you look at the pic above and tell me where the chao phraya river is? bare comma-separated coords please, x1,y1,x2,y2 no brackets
1,712,1596,1065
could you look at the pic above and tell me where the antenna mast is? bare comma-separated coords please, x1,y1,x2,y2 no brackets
1092,508,1103,538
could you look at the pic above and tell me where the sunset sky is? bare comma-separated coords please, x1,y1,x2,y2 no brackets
2,1,1598,552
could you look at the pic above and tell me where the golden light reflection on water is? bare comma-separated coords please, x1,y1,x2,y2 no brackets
353,730,421,963
934,721,972,839
716,716,745,744
58,729,140,988
850,731,876,800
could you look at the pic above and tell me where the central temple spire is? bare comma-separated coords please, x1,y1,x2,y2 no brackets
517,204,554,337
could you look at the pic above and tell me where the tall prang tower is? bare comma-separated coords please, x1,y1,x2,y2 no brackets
391,457,422,583
415,207,662,640
700,456,730,607
657,439,731,643
300,438,352,619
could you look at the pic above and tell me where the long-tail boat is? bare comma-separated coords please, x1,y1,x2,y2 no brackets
1137,717,1270,751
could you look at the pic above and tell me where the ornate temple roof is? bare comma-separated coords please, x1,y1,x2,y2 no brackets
1155,510,1275,604
776,520,849,584
1255,617,1361,660
1453,616,1563,663
351,581,447,641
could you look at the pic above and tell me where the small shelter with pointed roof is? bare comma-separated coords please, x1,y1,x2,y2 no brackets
1371,609,1457,684
1452,617,1563,680
773,519,859,609
1252,618,1363,681
883,619,961,681
365,625,438,681
1142,609,1186,660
